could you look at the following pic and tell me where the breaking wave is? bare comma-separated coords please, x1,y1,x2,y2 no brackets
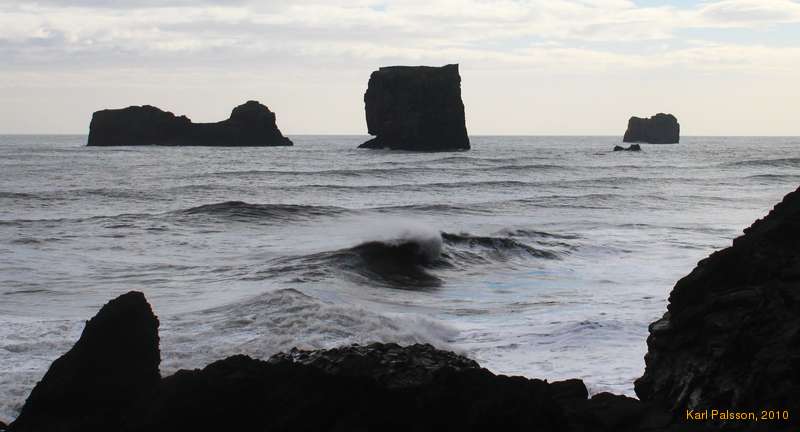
261,228,568,288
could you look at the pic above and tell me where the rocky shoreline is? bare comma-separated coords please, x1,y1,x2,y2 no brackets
6,186,800,431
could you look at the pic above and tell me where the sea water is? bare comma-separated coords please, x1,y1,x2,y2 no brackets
1,135,798,421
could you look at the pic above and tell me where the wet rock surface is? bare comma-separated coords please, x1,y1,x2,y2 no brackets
87,100,292,146
623,113,680,144
636,186,800,431
359,64,470,151
269,342,480,388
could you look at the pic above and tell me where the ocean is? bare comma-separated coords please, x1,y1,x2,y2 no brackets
1,135,798,421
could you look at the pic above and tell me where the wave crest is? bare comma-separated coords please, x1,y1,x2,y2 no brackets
180,201,348,221
261,227,569,288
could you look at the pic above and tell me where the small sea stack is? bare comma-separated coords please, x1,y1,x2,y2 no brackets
623,113,679,144
359,64,470,151
613,144,641,152
87,101,293,147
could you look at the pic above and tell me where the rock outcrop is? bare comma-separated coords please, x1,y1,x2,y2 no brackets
268,342,479,388
10,291,160,432
636,186,800,430
614,144,642,152
133,347,572,431
623,114,679,144
8,291,666,432
87,100,293,146
359,64,470,151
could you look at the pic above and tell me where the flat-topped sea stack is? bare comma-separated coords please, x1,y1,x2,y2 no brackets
359,64,470,151
623,113,679,144
87,101,292,147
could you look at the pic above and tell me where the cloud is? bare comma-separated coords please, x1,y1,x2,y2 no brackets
696,0,800,26
2,0,798,74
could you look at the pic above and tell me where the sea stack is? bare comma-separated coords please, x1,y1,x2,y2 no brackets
87,101,293,146
636,186,800,424
623,113,679,144
359,64,470,151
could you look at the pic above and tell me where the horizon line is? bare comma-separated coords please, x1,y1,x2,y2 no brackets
1,133,799,138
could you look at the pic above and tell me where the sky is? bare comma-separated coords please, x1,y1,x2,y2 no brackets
1,0,799,135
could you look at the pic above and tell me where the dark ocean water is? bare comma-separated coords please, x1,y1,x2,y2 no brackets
1,134,798,420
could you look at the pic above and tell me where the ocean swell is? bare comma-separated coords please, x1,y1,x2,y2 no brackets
260,228,567,288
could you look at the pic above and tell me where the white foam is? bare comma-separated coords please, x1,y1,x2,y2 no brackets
0,319,84,422
298,215,445,259
159,288,458,374
0,288,458,422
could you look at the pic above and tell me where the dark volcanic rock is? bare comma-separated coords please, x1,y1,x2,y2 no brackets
614,144,642,152
87,100,293,146
10,291,160,432
131,352,571,432
636,186,800,430
623,113,679,144
268,342,480,388
10,307,669,432
129,343,677,432
359,64,470,151
132,346,657,432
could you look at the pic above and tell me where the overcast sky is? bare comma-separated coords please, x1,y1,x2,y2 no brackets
1,0,799,135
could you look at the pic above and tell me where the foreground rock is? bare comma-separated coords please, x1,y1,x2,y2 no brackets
87,100,293,146
614,144,642,152
10,291,160,432
269,342,479,388
9,291,668,432
359,64,470,151
134,349,575,431
636,186,800,431
623,113,679,144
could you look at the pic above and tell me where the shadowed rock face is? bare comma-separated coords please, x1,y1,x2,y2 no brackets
268,343,480,389
636,186,800,429
131,346,669,432
10,291,160,432
131,352,572,432
359,64,470,151
623,114,679,144
87,100,293,146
